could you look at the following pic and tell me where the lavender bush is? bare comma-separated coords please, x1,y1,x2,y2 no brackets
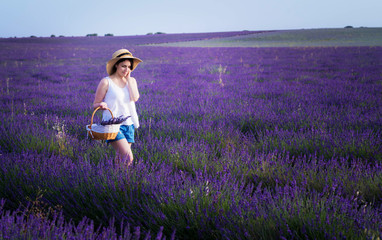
0,31,381,239
0,199,169,239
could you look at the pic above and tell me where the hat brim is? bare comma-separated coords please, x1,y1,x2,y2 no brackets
106,56,142,75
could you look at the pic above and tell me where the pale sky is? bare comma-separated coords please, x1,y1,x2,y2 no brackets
1,0,381,38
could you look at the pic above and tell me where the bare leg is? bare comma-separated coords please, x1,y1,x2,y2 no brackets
110,139,133,167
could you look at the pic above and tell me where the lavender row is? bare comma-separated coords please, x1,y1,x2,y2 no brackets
1,107,380,206
0,30,258,62
0,151,380,239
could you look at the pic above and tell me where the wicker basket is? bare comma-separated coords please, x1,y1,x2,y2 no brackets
86,107,120,140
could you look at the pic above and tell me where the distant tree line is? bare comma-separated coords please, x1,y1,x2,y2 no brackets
28,33,113,38
146,32,166,35
29,27,374,39
86,33,114,37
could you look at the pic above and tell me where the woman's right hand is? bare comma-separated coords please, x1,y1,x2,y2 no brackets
94,102,108,110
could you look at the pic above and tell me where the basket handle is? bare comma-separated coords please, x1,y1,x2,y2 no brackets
89,107,114,129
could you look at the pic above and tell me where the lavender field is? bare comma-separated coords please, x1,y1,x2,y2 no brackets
0,30,381,239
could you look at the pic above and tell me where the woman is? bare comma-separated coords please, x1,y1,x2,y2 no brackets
93,49,142,167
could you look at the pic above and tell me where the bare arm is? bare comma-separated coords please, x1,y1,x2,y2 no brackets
127,77,140,102
93,78,109,109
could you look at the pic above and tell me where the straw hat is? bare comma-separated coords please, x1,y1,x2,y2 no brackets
106,49,142,75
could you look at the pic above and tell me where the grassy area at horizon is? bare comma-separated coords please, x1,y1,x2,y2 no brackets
151,28,382,47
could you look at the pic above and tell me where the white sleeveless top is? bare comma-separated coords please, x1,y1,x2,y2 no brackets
102,77,134,126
